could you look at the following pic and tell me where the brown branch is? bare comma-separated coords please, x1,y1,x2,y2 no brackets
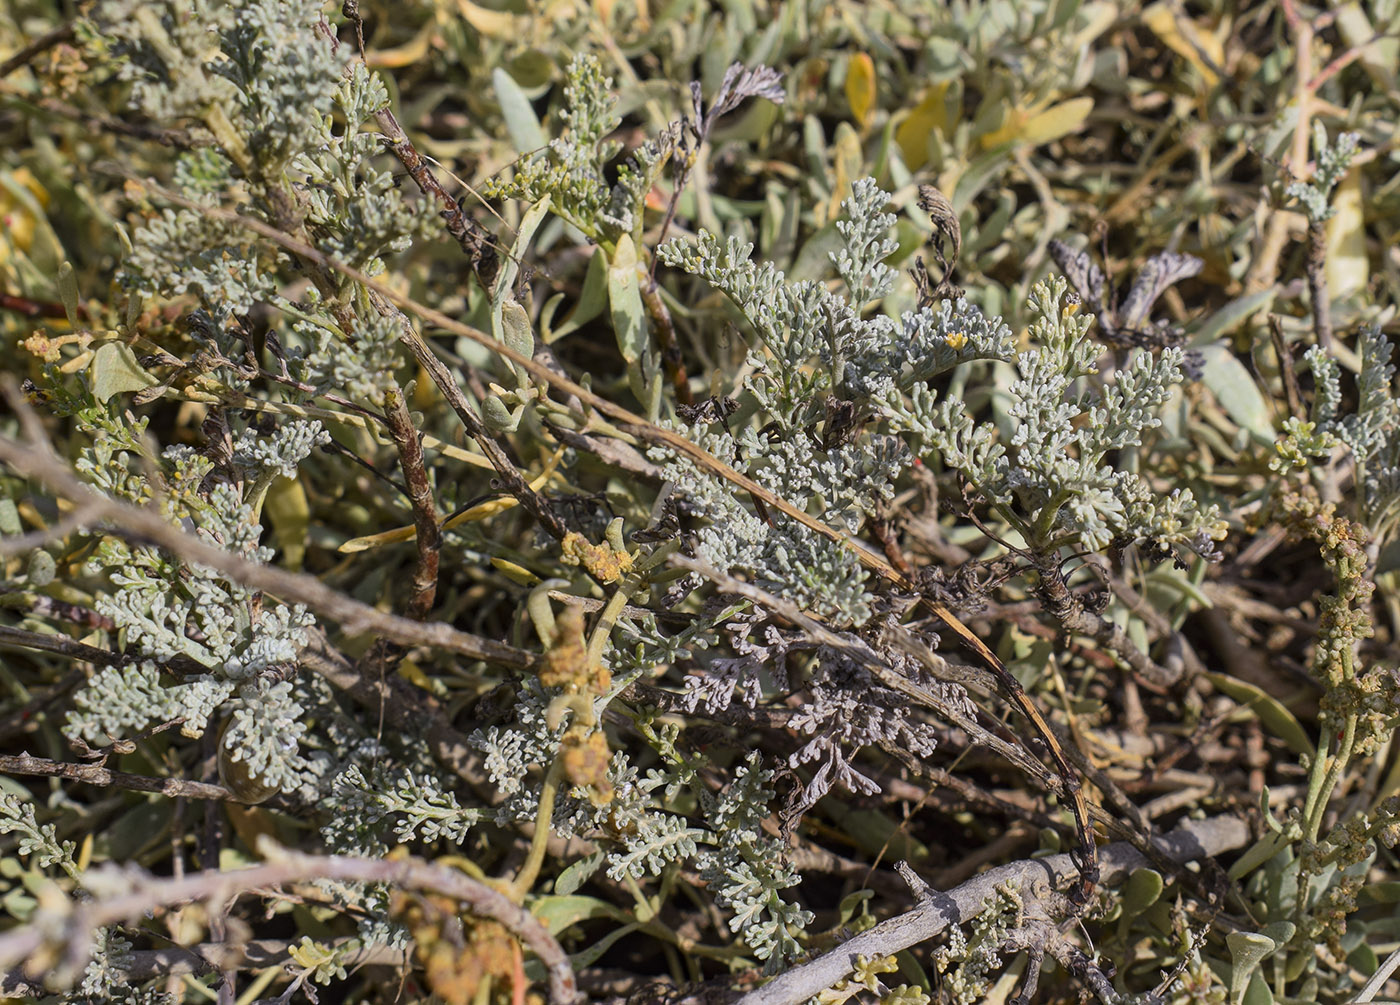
0,752,234,801
0,846,580,1005
0,593,117,631
1032,553,1180,687
641,280,693,407
374,106,500,291
374,293,570,543
0,21,75,79
1305,216,1334,351
0,405,536,672
733,815,1250,1005
382,390,440,620
0,623,126,667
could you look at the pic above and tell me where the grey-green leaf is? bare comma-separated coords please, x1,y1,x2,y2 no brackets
493,67,546,154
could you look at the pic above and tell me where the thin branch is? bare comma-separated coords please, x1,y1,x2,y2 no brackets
373,106,500,291
0,846,580,1005
382,390,441,620
1304,215,1334,351
0,623,127,667
733,815,1249,1005
0,21,76,79
0,403,536,672
0,752,234,801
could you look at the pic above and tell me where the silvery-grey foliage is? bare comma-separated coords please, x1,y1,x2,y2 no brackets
1278,327,1400,545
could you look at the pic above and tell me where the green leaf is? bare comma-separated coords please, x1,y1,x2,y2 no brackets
264,475,312,571
1197,344,1275,445
57,261,79,329
1241,970,1274,1005
1188,288,1276,346
501,298,534,384
1206,672,1314,757
492,195,551,341
548,247,609,342
89,342,159,404
530,894,629,936
493,67,546,154
554,851,606,896
952,148,1013,214
791,220,843,281
1121,867,1165,916
1227,931,1278,1005
608,234,647,364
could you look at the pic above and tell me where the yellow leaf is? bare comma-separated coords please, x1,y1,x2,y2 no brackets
0,168,50,267
895,83,951,172
827,122,863,223
980,97,1093,149
1325,168,1367,300
845,53,876,130
1142,2,1224,89
338,448,565,553
455,0,522,39
492,557,541,586
1018,96,1094,146
396,656,435,692
336,525,417,554
264,475,312,571
364,20,435,69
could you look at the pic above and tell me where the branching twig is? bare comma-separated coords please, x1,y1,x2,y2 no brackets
1033,552,1180,687
0,752,234,801
0,21,76,79
0,399,536,671
732,815,1249,1005
372,105,500,291
0,624,128,668
0,845,580,1005
382,390,441,620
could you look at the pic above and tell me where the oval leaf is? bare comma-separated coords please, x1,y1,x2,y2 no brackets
845,53,876,129
493,67,546,154
1197,343,1275,445
607,234,647,364
1018,97,1095,146
90,342,159,404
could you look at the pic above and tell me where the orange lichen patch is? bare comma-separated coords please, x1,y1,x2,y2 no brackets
561,530,633,584
539,605,612,694
392,894,519,1005
561,726,614,805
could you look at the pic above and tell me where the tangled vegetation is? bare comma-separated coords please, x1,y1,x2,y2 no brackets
1,1,1399,1003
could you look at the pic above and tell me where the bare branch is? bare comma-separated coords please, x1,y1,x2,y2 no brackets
0,404,536,671
0,752,234,801
382,389,441,621
0,21,76,79
0,846,580,1005
733,815,1249,1005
